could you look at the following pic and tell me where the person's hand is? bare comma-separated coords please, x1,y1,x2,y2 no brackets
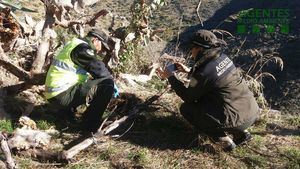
175,62,190,73
156,67,174,79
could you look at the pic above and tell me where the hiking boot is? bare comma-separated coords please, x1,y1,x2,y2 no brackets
233,130,252,146
218,136,237,152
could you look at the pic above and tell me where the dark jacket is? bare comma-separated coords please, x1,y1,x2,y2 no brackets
70,42,112,80
168,48,259,128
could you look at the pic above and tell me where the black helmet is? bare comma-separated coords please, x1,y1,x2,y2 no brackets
191,29,218,49
87,29,110,50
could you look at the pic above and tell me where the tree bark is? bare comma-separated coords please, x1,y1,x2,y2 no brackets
30,26,52,75
30,1,56,75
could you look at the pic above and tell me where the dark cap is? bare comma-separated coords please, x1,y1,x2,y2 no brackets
191,29,218,49
87,29,110,50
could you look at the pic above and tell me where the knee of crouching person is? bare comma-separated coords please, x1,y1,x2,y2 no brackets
102,79,114,93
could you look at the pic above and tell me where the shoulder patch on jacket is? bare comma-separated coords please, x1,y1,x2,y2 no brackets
216,57,233,77
202,54,236,81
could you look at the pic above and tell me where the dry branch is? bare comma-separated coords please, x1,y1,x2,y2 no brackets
61,89,168,162
54,9,109,29
0,45,30,80
196,0,203,27
85,9,109,26
61,134,97,161
0,133,18,169
0,58,30,81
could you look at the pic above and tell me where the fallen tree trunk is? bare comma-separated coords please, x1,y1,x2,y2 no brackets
61,115,130,161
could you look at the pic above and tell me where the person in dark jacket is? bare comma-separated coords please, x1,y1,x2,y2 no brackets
157,29,259,151
45,29,119,132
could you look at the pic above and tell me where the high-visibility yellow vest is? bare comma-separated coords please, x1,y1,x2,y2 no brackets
44,38,89,99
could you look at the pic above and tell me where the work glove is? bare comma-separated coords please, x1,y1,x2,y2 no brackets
113,83,120,98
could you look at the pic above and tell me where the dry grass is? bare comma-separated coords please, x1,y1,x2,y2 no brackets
2,84,299,168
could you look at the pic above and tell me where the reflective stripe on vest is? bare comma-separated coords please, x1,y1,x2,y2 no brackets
45,83,73,93
52,59,87,75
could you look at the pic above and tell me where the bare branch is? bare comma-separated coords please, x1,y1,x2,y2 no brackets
54,9,109,28
0,46,30,80
196,0,203,27
61,136,107,162
0,133,18,169
85,9,109,26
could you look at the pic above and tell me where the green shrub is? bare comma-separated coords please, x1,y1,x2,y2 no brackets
0,119,14,133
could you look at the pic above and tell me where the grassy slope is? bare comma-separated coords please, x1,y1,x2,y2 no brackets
1,0,299,169
1,85,299,169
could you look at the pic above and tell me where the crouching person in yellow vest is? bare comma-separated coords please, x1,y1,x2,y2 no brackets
45,29,119,133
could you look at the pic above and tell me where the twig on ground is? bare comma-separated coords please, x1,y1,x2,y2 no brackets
115,121,135,139
98,105,118,132
196,0,203,27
